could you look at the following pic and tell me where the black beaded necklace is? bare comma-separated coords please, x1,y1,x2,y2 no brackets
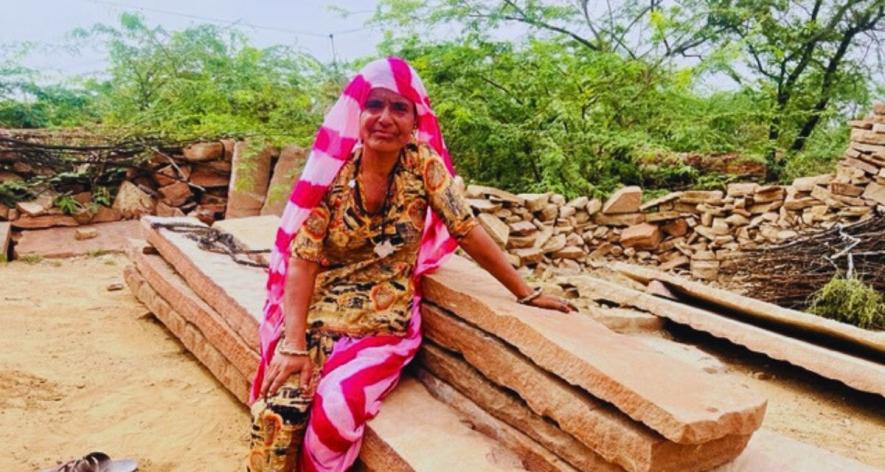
352,151,401,258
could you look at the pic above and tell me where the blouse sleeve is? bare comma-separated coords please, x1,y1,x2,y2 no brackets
419,146,478,240
290,198,332,265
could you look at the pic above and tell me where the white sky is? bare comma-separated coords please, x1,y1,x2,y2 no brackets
1,0,384,79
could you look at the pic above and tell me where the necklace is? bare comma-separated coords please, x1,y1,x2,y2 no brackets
351,153,401,258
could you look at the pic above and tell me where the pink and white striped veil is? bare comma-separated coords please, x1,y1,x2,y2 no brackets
251,57,459,470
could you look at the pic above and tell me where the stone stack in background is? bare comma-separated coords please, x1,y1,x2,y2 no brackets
466,104,885,282
0,137,306,232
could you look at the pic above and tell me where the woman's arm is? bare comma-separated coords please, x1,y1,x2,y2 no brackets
260,256,321,397
457,225,577,313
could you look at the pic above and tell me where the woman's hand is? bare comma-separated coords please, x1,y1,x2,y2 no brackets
261,353,314,398
528,293,578,313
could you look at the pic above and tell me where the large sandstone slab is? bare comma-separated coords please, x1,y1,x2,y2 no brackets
141,216,265,347
127,239,259,379
226,141,274,218
261,144,306,216
612,263,885,357
577,276,885,397
13,220,141,259
421,304,750,472
423,255,767,444
713,429,880,472
123,265,252,403
11,214,79,229
367,377,528,472
415,364,586,472
0,222,9,260
602,186,642,214
211,215,279,265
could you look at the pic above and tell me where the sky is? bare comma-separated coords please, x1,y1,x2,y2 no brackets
0,0,385,79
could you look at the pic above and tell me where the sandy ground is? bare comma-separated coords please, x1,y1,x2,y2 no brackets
0,255,249,471
2,254,883,470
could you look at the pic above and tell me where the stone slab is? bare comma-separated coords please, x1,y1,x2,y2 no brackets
421,304,751,472
123,265,252,403
612,263,885,358
713,429,880,472
603,186,642,214
423,255,767,445
415,364,586,472
14,220,142,259
141,216,265,348
261,145,306,216
211,215,279,265
126,239,260,379
11,214,79,229
419,343,616,471
226,141,273,218
368,377,529,472
578,276,885,397
0,222,9,260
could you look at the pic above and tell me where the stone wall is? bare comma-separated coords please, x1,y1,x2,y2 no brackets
467,103,885,280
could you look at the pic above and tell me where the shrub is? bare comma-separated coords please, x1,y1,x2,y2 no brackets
808,275,884,330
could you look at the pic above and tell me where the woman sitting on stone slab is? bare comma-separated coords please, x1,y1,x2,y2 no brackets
247,57,576,472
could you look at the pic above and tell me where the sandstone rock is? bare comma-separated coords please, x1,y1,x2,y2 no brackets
16,200,46,217
157,202,186,217
226,141,274,218
182,142,224,161
679,190,724,205
11,214,79,229
842,156,879,174
0,203,8,220
74,227,98,240
662,218,689,237
420,305,750,472
566,196,589,208
645,211,681,223
467,199,501,213
154,164,191,187
726,183,758,197
862,182,885,205
639,192,681,212
508,220,537,236
620,223,662,250
478,213,510,247
466,185,524,205
829,182,864,197
603,186,642,214
189,165,230,189
0,222,9,259
660,255,690,271
712,218,730,235
539,204,558,221
783,197,819,211
791,174,832,192
261,144,307,216
552,245,584,259
532,226,554,249
586,198,603,215
158,181,193,207
91,206,122,223
753,186,785,203
518,193,550,212
691,256,719,281
113,181,156,219
594,212,644,227
424,256,767,444
558,205,576,219
540,233,567,254
724,214,749,227
512,247,544,265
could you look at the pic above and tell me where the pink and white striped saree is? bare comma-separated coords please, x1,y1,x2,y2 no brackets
250,57,459,471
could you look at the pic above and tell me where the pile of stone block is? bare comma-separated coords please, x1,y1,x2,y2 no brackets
466,104,885,282
122,214,877,471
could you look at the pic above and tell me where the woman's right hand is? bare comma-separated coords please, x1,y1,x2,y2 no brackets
260,352,314,398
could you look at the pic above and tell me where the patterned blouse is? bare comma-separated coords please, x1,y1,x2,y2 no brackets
291,142,477,337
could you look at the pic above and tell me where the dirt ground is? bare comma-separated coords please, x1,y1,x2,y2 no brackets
1,254,883,471
0,255,249,471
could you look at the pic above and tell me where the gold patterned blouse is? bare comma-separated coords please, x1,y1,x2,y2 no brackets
291,142,477,337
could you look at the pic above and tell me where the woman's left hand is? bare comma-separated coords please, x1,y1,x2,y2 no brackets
529,293,578,313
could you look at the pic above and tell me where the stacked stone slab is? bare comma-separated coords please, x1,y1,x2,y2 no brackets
127,217,532,471
463,104,885,281
125,215,876,471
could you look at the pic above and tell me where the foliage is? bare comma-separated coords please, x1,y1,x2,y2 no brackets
53,193,83,215
808,275,884,330
0,180,33,206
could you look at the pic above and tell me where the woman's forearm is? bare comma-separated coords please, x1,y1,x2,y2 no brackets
281,257,321,350
458,225,534,299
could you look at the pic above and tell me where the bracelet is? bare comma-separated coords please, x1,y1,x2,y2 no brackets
278,340,309,357
516,286,543,305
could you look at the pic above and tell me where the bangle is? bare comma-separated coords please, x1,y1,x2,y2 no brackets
516,286,543,305
278,340,309,357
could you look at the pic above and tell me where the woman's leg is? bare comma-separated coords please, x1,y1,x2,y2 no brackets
247,332,337,472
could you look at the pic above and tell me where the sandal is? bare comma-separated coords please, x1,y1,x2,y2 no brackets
42,451,137,472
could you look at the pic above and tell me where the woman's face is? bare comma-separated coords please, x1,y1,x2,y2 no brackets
359,88,416,155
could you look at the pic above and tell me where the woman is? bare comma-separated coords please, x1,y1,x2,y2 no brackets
248,57,576,472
